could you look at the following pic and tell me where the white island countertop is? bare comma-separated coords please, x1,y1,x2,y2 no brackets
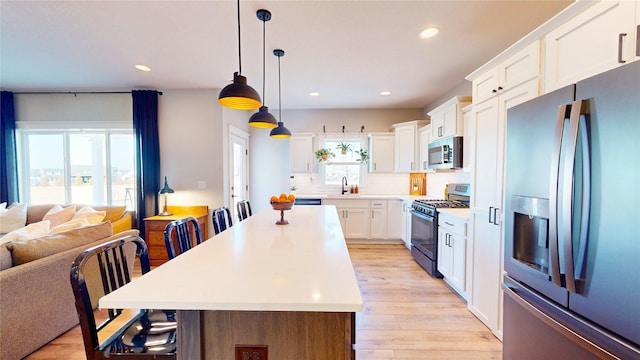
99,205,363,313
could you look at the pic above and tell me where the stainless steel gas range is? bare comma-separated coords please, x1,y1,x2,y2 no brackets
410,184,470,277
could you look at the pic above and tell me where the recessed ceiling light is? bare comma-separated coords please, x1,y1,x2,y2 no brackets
135,64,151,72
310,92,320,97
380,91,391,96
420,27,439,39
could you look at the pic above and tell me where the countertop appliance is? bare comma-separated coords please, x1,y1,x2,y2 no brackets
410,183,470,277
427,136,463,170
503,61,639,359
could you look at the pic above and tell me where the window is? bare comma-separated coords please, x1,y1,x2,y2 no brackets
17,129,136,209
319,136,368,190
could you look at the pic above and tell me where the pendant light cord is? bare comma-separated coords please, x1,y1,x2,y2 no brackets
262,17,266,99
278,54,282,120
236,0,242,74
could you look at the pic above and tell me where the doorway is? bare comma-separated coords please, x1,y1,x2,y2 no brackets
229,126,249,221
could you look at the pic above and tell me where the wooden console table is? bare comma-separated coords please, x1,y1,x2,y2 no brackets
143,205,208,266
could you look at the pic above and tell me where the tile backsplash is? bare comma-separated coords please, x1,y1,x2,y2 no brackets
291,171,470,197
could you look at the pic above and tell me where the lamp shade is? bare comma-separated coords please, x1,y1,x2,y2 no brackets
249,106,278,128
218,73,262,110
270,121,292,138
158,176,174,194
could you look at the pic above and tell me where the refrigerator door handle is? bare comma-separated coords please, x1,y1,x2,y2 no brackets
549,104,571,288
563,100,591,293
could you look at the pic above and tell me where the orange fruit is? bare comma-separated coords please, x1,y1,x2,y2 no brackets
279,193,288,202
270,195,278,203
287,194,295,202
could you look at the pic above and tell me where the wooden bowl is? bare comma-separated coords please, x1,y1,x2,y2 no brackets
270,201,294,211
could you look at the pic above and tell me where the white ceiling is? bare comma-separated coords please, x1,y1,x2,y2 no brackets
0,0,573,110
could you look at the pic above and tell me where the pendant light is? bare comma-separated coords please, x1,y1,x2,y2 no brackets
218,0,262,110
248,9,278,128
270,49,292,138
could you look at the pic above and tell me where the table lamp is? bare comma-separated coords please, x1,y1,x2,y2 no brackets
158,176,174,216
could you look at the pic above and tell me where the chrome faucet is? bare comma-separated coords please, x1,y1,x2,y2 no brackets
341,176,348,195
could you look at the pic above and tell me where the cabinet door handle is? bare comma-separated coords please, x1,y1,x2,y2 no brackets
488,206,494,223
371,210,374,219
374,163,377,171
423,160,427,170
444,221,454,227
493,207,500,225
618,33,627,64
410,161,414,170
307,163,310,171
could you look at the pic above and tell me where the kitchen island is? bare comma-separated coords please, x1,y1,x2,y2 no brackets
99,205,363,360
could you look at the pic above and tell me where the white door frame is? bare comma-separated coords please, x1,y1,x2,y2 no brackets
228,126,250,221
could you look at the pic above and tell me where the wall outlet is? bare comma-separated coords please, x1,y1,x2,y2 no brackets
197,180,206,189
235,345,267,360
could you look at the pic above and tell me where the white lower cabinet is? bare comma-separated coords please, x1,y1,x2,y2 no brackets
324,199,370,239
387,200,403,240
401,200,412,249
437,212,468,299
370,200,388,239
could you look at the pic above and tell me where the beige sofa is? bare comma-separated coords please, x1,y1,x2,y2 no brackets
0,204,135,360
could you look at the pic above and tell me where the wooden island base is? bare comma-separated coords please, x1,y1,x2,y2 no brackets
178,310,355,360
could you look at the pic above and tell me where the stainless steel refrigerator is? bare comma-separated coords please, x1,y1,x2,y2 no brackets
503,60,640,359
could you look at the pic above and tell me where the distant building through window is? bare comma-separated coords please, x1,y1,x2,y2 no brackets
16,130,136,209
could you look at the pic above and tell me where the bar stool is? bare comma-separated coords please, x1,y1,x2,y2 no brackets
212,206,233,235
163,217,203,260
236,200,253,222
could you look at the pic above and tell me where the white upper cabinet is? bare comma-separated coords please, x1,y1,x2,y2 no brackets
368,133,395,173
290,134,315,173
544,0,638,92
418,125,431,172
472,41,541,104
427,96,471,142
392,120,427,173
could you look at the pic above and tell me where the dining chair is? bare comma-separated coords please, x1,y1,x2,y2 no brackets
70,235,177,360
212,206,233,235
163,217,203,260
236,200,253,222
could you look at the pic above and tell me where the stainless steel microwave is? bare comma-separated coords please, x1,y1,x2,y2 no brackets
427,136,463,170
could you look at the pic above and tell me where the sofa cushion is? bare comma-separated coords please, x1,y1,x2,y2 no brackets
42,205,76,228
0,244,11,271
25,204,58,225
8,221,113,266
77,204,126,223
0,221,51,246
0,203,28,233
49,217,90,234
72,206,106,224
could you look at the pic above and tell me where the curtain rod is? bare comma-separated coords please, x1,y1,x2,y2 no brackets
12,90,163,95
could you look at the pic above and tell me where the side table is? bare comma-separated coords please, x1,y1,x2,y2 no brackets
143,205,208,266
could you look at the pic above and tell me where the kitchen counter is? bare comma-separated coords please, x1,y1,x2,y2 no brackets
437,207,470,220
100,205,362,312
99,205,362,359
295,193,435,201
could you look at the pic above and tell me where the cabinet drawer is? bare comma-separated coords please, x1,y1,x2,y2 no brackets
324,199,370,209
146,221,169,231
148,245,168,260
370,200,387,209
438,213,467,236
146,231,165,246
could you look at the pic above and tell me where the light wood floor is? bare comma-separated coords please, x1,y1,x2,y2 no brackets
26,244,501,360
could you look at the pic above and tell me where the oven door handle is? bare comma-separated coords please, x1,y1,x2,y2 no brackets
410,210,435,221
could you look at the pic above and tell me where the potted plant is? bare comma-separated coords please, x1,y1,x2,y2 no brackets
336,142,352,155
356,149,369,164
315,148,335,162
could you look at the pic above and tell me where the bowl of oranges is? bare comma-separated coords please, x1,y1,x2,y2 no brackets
270,193,295,224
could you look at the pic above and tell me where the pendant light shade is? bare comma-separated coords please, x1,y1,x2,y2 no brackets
270,49,292,139
249,9,278,128
218,0,261,110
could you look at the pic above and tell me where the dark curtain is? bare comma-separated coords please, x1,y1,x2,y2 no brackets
1,91,19,204
132,90,160,230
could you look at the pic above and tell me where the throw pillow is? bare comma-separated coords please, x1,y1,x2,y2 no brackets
0,220,51,245
42,204,76,227
8,221,113,266
0,203,27,234
49,217,90,234
73,206,106,224
0,202,6,211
